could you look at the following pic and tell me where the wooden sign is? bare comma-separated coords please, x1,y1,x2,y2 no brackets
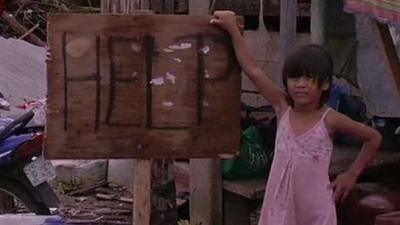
46,14,242,159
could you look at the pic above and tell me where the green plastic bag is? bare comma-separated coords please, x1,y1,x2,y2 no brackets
222,126,273,180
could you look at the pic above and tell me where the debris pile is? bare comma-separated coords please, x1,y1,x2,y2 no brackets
0,0,100,45
55,182,133,225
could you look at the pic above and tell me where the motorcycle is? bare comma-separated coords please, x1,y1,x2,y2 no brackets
0,92,59,214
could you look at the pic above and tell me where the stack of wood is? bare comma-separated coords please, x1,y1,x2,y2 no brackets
56,182,132,225
55,181,187,225
0,0,188,47
0,0,100,46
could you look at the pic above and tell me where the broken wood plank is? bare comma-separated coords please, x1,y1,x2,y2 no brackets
94,193,134,204
68,181,107,196
118,196,133,203
45,13,242,159
18,23,40,40
1,11,46,47
92,208,131,214
96,193,115,200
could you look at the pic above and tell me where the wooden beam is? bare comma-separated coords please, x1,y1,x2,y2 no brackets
310,0,327,45
190,159,223,225
372,19,400,102
101,0,138,14
1,11,46,47
279,0,297,60
189,0,209,15
133,159,152,225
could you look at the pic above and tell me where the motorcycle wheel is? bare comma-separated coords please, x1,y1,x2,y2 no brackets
0,179,50,215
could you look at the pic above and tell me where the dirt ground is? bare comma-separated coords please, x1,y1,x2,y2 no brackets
51,181,134,225
51,163,191,225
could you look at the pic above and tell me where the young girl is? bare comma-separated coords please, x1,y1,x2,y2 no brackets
211,11,382,225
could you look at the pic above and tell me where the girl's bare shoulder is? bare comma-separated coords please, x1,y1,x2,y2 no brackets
324,109,347,128
324,108,354,136
324,108,370,137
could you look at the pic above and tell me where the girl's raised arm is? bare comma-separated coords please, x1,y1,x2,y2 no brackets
210,11,288,115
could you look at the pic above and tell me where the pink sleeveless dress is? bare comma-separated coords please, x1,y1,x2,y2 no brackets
258,107,336,225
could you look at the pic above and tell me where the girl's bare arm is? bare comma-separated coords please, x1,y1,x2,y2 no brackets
210,11,288,115
327,111,382,201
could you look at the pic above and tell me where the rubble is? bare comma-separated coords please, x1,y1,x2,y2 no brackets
0,36,46,117
52,160,108,193
55,182,133,225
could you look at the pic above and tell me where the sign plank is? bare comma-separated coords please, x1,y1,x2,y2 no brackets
46,14,242,159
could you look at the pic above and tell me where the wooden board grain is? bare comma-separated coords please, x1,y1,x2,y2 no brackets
46,14,242,159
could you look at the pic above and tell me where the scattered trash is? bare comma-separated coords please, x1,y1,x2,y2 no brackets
17,97,46,125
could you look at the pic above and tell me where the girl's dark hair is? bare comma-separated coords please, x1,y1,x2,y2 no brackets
282,44,333,107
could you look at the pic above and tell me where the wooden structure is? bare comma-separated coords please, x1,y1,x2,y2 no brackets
47,1,242,224
212,0,310,17
100,2,179,225
46,14,241,159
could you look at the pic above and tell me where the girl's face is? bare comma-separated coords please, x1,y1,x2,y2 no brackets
286,74,329,107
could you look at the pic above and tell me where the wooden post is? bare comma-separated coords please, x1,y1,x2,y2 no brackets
189,0,209,15
310,0,328,45
190,159,222,225
133,159,177,225
372,19,400,103
101,1,177,224
149,159,177,224
133,159,152,225
150,0,175,13
279,0,297,59
101,0,146,14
